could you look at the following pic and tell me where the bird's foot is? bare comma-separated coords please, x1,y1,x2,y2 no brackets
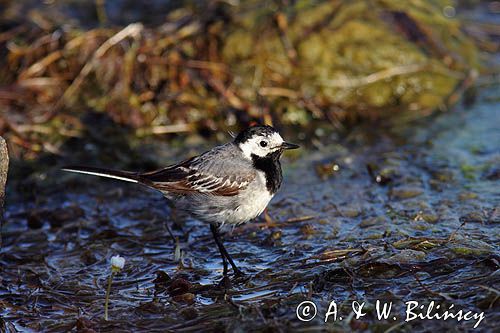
218,275,232,290
231,270,250,284
233,268,246,278
217,270,249,290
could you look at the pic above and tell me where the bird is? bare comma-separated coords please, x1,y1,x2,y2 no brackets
62,125,299,277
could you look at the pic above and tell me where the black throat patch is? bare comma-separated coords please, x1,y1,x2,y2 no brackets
251,151,283,194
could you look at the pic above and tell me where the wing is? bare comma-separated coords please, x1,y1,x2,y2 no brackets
140,144,255,196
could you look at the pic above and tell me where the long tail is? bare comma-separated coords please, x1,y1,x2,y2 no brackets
62,165,141,184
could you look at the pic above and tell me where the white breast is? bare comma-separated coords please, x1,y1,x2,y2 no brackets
224,170,273,225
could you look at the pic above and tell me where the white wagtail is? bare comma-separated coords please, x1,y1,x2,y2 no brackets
63,125,299,276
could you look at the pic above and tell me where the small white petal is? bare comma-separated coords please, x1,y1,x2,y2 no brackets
174,242,181,262
110,255,125,270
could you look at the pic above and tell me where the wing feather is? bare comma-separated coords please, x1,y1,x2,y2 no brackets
139,144,254,196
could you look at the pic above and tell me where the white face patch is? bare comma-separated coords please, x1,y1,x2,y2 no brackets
238,132,285,159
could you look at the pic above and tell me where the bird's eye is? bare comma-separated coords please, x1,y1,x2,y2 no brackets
260,141,268,147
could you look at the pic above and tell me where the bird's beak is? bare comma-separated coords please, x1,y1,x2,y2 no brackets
280,142,300,150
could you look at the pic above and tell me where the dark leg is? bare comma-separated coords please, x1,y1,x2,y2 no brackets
225,250,244,277
210,224,229,275
210,224,244,276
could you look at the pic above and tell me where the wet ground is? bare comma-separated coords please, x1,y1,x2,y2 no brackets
1,77,499,332
1,1,500,329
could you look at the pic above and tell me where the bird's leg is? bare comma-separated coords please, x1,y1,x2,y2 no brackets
221,254,228,276
226,253,244,277
210,224,244,277
210,224,229,276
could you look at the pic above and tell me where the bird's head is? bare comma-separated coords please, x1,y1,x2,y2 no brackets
234,125,299,159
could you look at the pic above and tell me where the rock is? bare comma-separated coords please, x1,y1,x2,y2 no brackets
421,213,439,223
179,306,198,320
172,292,195,305
449,238,494,257
384,249,426,264
489,207,500,224
223,1,477,119
360,216,387,228
168,278,192,297
0,136,8,248
339,205,362,218
390,186,423,200
458,192,478,201
484,167,500,180
460,211,484,223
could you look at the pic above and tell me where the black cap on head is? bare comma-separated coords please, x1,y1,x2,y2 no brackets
234,125,277,144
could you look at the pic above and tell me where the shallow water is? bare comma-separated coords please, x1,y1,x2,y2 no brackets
1,78,498,332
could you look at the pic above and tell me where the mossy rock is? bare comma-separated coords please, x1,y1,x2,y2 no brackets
222,0,478,122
